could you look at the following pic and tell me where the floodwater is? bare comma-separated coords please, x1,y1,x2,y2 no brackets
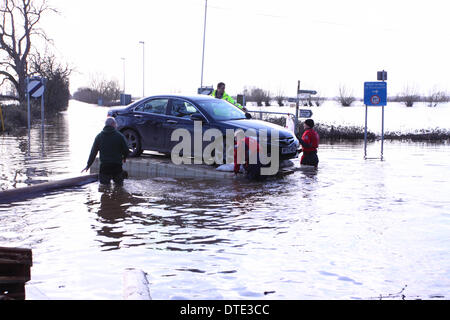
0,101,449,300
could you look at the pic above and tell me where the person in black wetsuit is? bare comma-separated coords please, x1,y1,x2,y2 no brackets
82,117,129,186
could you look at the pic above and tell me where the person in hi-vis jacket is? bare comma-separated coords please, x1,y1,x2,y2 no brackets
211,82,247,112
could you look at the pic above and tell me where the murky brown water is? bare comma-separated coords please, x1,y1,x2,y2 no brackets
1,101,449,299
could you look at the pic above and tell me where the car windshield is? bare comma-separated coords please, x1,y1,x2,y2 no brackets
197,99,246,121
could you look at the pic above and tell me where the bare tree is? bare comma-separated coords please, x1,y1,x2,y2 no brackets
0,0,55,102
89,74,121,104
425,88,448,107
312,93,325,106
72,73,120,105
274,89,285,106
30,51,72,111
397,85,420,107
263,90,271,106
245,87,270,107
338,85,356,106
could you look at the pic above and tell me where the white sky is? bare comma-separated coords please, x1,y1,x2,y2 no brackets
39,0,450,98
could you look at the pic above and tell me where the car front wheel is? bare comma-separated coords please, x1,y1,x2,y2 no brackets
123,129,143,157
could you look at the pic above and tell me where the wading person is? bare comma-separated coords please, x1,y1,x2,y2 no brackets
233,131,266,181
82,117,129,186
211,82,247,112
299,119,319,167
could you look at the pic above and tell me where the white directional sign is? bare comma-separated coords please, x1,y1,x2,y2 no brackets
27,79,45,98
298,89,317,95
298,93,311,99
299,109,313,118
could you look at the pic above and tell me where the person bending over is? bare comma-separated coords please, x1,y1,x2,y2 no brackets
82,117,129,185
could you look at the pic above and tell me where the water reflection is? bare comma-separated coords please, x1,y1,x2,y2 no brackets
84,185,141,251
82,175,317,255
0,113,73,190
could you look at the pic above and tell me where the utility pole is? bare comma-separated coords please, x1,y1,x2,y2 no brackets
139,41,145,97
295,80,300,133
200,0,208,88
121,57,126,94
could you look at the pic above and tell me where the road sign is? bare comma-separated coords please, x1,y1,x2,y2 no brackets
298,93,311,99
26,77,46,133
298,89,317,95
198,87,213,95
27,78,45,98
364,82,387,106
299,109,313,118
377,70,387,81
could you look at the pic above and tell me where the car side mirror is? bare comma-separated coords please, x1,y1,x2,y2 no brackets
190,113,205,122
245,112,252,119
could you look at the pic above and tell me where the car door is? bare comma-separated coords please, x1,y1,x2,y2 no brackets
164,98,211,158
132,98,169,151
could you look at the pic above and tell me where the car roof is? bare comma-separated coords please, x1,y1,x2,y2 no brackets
132,94,215,103
157,94,215,101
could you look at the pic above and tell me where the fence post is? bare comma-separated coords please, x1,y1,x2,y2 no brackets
0,247,33,300
0,105,4,131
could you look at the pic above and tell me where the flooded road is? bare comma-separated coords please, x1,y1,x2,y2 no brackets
1,101,449,299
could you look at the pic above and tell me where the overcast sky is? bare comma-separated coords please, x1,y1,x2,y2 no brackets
40,0,450,98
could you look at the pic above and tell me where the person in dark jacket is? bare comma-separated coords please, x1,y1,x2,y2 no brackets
299,119,319,167
82,117,129,185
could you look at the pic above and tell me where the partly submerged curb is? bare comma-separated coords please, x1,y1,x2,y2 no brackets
0,174,98,204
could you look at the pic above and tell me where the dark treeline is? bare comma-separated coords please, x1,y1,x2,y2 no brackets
242,85,449,108
72,77,121,106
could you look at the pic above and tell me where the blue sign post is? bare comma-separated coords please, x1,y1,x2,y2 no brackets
363,77,387,160
364,82,387,106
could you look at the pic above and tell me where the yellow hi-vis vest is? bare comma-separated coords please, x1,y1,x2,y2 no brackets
211,90,244,110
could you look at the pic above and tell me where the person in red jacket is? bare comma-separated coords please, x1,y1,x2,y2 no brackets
299,119,319,167
233,131,266,180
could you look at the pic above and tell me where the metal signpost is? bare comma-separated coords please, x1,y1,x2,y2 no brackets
363,72,387,160
295,81,316,129
26,76,46,146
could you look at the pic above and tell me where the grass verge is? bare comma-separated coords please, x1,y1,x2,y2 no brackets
0,103,42,135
